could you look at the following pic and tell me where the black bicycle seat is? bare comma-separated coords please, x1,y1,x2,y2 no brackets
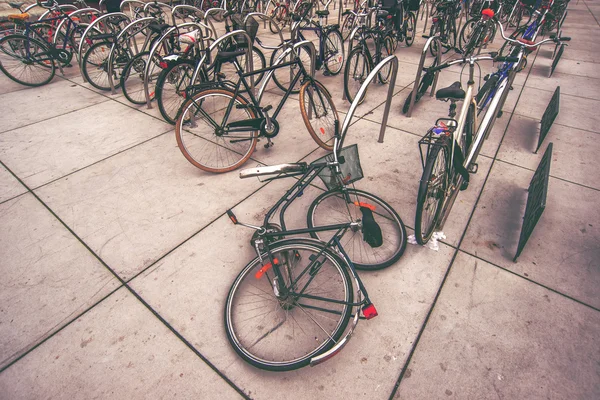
148,23,171,34
436,81,465,100
215,49,247,63
376,10,389,19
9,2,25,9
315,10,329,17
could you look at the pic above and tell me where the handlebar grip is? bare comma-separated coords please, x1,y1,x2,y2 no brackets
427,62,449,73
559,37,571,42
226,209,238,225
495,56,520,62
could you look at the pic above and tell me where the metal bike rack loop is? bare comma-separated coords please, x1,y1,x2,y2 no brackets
78,12,131,81
53,8,101,46
171,5,205,26
405,35,441,118
339,55,399,150
143,21,211,108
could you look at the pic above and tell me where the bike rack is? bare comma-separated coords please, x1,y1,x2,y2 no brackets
405,35,441,118
78,12,131,82
203,8,226,38
245,12,285,46
38,4,78,21
120,0,146,21
189,29,255,91
53,8,101,46
107,16,160,94
171,5,205,26
256,39,317,105
143,1,172,20
143,21,211,108
338,55,398,149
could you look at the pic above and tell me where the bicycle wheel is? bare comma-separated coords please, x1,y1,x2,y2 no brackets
402,58,438,114
415,143,448,245
343,47,370,105
307,189,407,270
0,34,55,87
225,239,353,371
271,44,311,94
377,36,394,84
323,29,344,75
340,13,355,41
458,18,478,54
429,23,440,57
175,88,258,173
120,51,162,105
299,80,338,151
404,12,416,47
155,59,197,124
269,5,287,33
81,41,119,91
440,19,457,54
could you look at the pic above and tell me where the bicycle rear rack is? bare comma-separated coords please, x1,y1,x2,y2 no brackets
417,118,455,170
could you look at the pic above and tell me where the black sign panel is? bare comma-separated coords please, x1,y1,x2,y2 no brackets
549,44,565,78
537,86,560,153
514,143,553,262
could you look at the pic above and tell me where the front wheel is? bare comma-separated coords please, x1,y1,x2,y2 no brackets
299,80,338,151
175,88,258,173
343,47,370,105
0,34,55,87
120,51,163,105
323,29,344,75
415,143,448,245
307,189,407,270
225,239,353,371
404,12,416,47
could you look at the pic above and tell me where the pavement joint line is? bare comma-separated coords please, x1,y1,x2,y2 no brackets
509,110,600,133
493,157,600,192
583,0,600,27
389,41,543,400
456,248,600,313
24,129,172,192
0,159,251,399
0,97,113,136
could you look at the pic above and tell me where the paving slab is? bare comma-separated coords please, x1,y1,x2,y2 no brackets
0,164,26,204
394,251,600,400
526,65,600,101
461,159,600,309
0,287,242,399
0,78,110,134
498,113,600,189
130,174,456,399
0,100,172,189
0,193,120,369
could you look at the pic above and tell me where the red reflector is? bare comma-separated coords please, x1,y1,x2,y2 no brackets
159,61,168,69
255,258,278,279
432,17,438,23
354,201,376,211
320,127,325,135
363,304,378,319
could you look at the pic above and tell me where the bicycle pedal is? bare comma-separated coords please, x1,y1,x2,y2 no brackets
261,105,273,113
362,303,378,320
467,163,478,174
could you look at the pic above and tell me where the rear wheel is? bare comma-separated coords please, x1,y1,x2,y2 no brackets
323,29,344,75
415,143,448,245
175,88,258,173
82,41,120,91
404,12,416,47
0,34,55,87
155,59,197,124
225,239,353,371
120,51,163,105
271,44,311,94
377,36,394,84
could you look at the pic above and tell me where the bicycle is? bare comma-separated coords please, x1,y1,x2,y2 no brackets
174,43,339,172
0,0,89,87
427,0,460,56
458,6,497,56
270,0,345,91
414,19,570,244
224,133,407,371
343,23,394,103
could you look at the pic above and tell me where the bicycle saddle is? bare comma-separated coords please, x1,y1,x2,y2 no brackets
315,10,330,17
8,13,29,20
8,2,25,8
376,10,389,19
148,23,171,34
215,49,246,63
436,81,466,100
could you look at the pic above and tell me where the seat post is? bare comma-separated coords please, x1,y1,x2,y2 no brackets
448,100,457,118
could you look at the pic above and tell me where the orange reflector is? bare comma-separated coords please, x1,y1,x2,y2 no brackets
149,91,155,97
354,201,376,211
363,303,378,319
255,258,278,279
319,127,325,135
159,61,168,69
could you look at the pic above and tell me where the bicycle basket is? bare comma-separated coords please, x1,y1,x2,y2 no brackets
232,14,258,45
313,144,364,190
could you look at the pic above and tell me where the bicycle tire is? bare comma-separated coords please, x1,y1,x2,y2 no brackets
155,59,197,125
402,62,436,114
0,34,55,87
377,35,394,84
415,142,448,245
217,45,266,90
343,46,370,105
429,23,440,57
271,44,311,94
175,88,258,173
307,189,407,270
341,13,354,41
82,41,120,91
269,5,287,34
323,29,344,76
299,80,338,151
458,18,478,54
225,239,353,371
404,12,416,47
120,51,162,105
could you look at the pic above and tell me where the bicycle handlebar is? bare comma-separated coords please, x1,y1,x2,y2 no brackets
493,17,570,48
